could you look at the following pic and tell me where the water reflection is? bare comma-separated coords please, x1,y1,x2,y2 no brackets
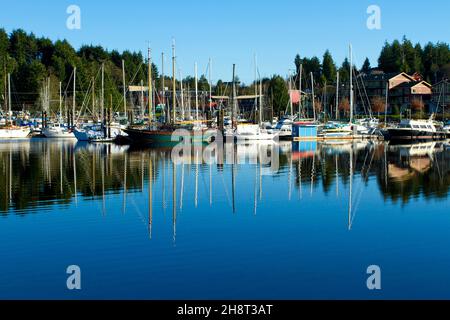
0,139,449,217
1,138,450,299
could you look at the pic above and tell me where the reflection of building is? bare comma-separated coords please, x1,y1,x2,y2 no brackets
387,142,442,181
292,141,317,160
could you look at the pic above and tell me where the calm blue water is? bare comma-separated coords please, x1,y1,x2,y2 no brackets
0,139,449,299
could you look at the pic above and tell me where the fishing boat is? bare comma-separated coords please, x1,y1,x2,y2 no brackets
0,73,31,139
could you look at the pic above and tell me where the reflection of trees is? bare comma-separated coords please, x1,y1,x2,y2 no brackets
1,141,449,215
0,142,168,214
289,142,450,204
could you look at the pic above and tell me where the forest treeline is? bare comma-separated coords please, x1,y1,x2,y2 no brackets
0,29,449,114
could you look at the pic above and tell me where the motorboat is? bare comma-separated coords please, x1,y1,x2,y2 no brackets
387,118,446,141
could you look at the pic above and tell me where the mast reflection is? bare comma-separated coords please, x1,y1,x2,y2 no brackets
0,139,448,237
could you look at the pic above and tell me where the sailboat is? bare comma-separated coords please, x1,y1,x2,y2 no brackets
42,81,76,139
319,45,356,139
273,71,297,139
72,64,123,142
232,63,277,141
124,44,211,145
0,73,31,139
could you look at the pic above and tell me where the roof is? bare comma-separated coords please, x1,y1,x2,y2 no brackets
395,80,432,89
364,71,416,82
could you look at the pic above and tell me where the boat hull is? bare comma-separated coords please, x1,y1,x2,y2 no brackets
73,129,91,142
123,128,211,144
42,128,76,139
387,129,447,141
0,127,31,139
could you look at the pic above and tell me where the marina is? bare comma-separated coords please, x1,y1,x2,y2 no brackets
0,0,449,304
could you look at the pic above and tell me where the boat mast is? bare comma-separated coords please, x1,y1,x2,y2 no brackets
232,64,236,128
3,65,6,115
148,48,153,125
254,55,258,121
209,58,212,114
172,40,176,124
195,63,199,122
187,84,191,119
8,73,11,126
384,81,389,124
259,76,263,125
122,60,127,119
101,63,105,126
92,76,95,121
311,72,316,122
73,67,76,128
59,81,62,125
299,64,303,117
161,52,166,123
180,69,185,120
336,71,339,120
349,44,354,123
289,72,293,117
140,80,144,119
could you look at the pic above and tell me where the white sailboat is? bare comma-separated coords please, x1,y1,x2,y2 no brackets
319,45,356,139
233,62,277,141
0,73,31,139
43,123,75,139
42,81,76,139
73,64,122,142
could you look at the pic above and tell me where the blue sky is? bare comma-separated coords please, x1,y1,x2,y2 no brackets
0,0,449,83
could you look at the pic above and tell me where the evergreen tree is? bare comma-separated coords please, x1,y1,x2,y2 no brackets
322,50,336,84
339,58,350,84
268,75,289,115
361,58,371,74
